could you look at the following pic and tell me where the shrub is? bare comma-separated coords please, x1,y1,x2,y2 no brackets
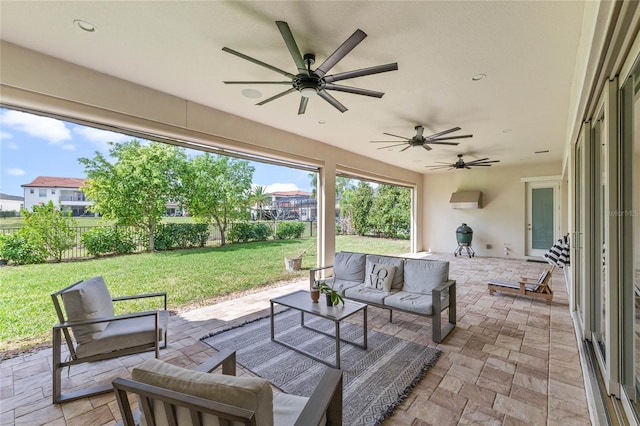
20,201,77,262
0,231,47,265
81,227,136,256
153,223,209,251
275,221,306,240
228,222,273,243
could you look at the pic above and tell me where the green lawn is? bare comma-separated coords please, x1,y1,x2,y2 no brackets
0,235,409,352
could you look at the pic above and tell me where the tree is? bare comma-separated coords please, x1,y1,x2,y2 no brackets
181,154,254,246
250,185,271,220
369,185,411,238
79,140,186,252
21,201,77,262
345,181,374,236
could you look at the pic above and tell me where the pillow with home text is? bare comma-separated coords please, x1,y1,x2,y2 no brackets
365,263,395,292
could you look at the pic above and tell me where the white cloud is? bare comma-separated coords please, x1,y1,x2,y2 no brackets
264,183,299,193
6,168,25,176
73,126,130,152
0,110,71,143
61,144,76,151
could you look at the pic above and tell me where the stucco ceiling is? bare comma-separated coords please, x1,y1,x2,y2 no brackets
0,1,586,173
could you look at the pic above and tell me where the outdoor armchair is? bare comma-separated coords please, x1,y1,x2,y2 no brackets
51,276,168,403
112,349,343,426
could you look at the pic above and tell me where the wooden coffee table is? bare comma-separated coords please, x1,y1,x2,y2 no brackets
270,290,367,368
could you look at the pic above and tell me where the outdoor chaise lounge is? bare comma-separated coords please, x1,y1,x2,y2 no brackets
112,349,343,426
487,266,554,304
51,276,168,403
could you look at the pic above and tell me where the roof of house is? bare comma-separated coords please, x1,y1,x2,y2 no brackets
21,176,87,188
269,190,312,197
0,193,24,201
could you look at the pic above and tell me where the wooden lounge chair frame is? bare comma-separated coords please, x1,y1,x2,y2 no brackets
113,349,343,426
487,266,554,304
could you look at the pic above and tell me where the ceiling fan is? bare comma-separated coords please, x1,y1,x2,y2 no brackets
370,126,472,151
427,154,500,170
222,21,398,114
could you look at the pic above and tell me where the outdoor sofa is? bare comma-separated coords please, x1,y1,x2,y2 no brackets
310,251,456,343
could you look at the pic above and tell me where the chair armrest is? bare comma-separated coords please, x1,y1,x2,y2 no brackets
53,310,160,330
193,349,237,375
295,368,343,426
113,292,167,310
432,279,456,294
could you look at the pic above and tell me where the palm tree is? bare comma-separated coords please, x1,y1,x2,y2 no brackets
251,185,270,220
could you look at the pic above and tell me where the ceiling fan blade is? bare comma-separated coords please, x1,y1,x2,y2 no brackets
426,127,462,139
223,81,292,85
471,160,501,165
370,140,407,143
400,145,412,152
422,144,432,151
376,143,409,150
222,47,295,79
464,166,472,169
426,165,452,169
382,132,411,141
324,63,399,83
470,164,492,166
256,88,296,105
298,97,309,115
430,134,473,141
426,141,459,146
323,84,384,98
315,29,367,78
465,158,490,164
318,91,348,113
275,21,309,76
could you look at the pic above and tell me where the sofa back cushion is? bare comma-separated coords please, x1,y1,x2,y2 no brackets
366,255,404,290
61,276,115,345
132,358,274,426
403,259,449,294
333,252,367,282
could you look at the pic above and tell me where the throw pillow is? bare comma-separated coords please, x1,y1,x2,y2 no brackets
365,263,395,292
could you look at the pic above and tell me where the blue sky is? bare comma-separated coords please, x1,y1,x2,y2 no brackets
0,108,313,197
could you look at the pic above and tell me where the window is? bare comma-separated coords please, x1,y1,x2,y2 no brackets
51,189,55,195
38,189,46,197
30,189,34,194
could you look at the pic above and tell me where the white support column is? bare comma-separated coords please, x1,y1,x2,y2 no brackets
318,162,336,269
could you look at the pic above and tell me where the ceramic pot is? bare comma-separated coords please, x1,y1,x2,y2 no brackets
310,289,320,303
326,293,333,307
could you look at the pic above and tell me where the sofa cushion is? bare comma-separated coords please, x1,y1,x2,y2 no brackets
61,276,115,345
328,278,363,296
403,260,449,295
273,392,323,426
333,252,367,282
366,255,404,289
344,285,392,304
132,358,274,426
364,262,395,292
383,291,449,316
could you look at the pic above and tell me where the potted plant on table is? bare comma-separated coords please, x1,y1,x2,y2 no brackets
319,282,344,307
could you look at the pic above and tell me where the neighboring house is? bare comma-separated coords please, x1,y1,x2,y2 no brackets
0,193,24,213
269,190,315,221
22,176,93,216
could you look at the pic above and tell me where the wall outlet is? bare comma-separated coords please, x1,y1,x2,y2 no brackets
486,244,492,249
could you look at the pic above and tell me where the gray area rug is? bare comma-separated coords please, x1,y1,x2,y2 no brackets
201,309,441,426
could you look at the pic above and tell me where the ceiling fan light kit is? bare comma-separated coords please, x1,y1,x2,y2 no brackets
222,21,398,114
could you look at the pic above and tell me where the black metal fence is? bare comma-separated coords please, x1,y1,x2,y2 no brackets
0,220,317,262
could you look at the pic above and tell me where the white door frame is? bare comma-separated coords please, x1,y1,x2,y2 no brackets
521,176,562,258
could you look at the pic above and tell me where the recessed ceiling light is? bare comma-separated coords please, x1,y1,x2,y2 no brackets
318,120,326,125
472,73,486,81
241,89,262,99
73,19,96,32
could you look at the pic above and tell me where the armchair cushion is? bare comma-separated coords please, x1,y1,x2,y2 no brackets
403,260,449,295
75,310,169,358
133,358,274,426
61,276,114,345
273,392,321,426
